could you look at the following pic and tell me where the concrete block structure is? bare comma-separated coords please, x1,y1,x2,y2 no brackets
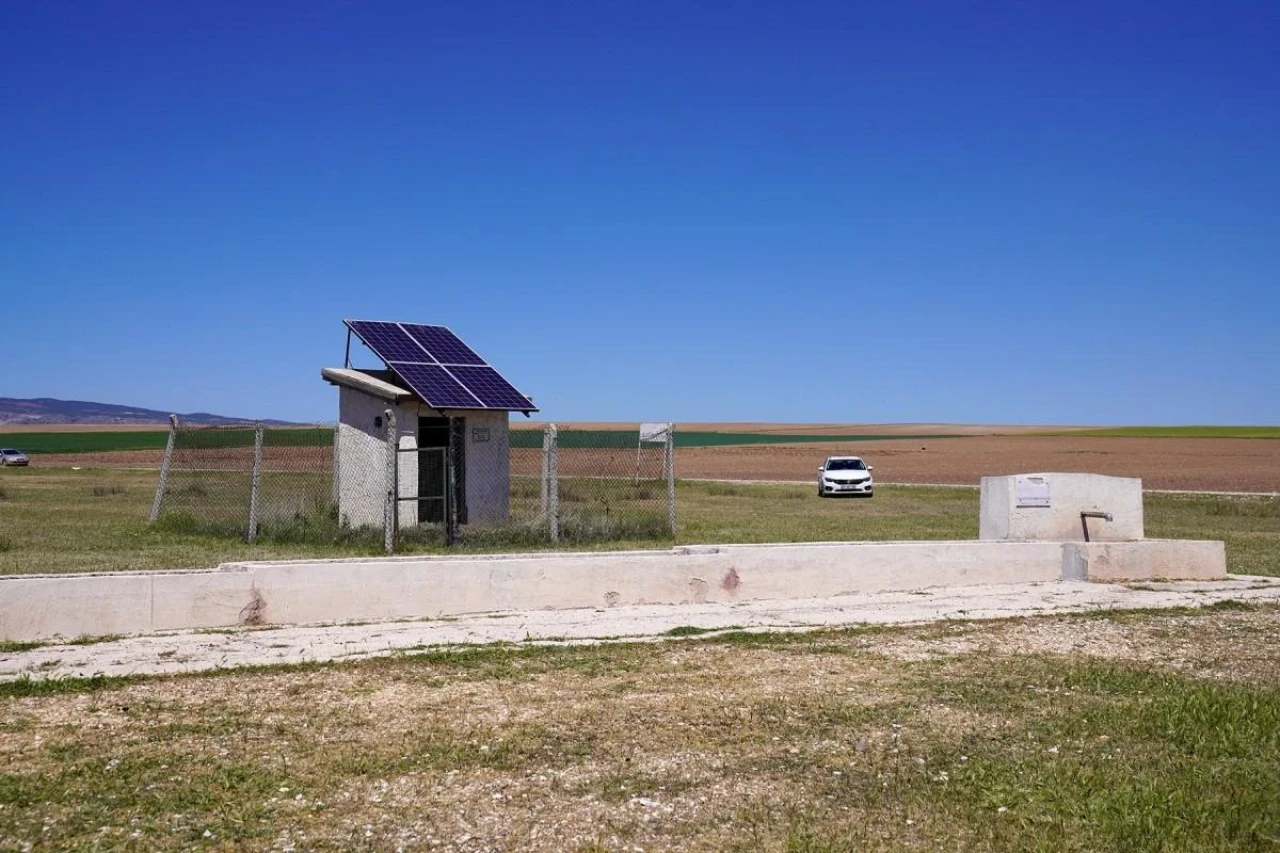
323,320,538,532
980,472,1144,542
324,368,513,529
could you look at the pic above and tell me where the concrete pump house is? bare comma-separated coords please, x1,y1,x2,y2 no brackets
322,320,538,529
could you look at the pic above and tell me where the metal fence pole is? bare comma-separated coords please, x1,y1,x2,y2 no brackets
670,422,680,535
445,417,460,547
247,423,264,543
548,423,559,543
331,423,341,507
665,425,677,536
540,425,551,519
149,414,180,523
384,408,397,554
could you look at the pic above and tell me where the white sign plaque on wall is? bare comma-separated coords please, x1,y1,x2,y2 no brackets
472,427,490,443
1015,475,1051,508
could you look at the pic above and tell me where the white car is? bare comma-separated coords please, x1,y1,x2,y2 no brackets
817,456,874,498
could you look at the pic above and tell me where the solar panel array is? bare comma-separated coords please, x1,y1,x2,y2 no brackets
345,320,537,412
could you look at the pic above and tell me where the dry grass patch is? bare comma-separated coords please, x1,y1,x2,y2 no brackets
2,606,1279,851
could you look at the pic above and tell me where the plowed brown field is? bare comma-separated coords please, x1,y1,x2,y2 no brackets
679,435,1280,492
18,432,1280,492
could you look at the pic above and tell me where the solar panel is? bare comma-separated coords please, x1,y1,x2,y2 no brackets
344,318,537,412
387,363,482,409
346,320,434,363
447,365,535,410
401,324,486,365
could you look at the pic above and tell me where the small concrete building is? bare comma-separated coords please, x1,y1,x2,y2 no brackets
323,320,537,529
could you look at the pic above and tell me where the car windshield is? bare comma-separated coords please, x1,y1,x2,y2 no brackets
826,459,865,471
1,450,18,455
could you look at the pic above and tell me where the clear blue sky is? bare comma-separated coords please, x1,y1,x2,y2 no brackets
3,1,1277,425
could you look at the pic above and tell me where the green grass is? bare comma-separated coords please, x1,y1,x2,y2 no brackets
901,655,1280,851
2,609,1278,851
1042,426,1280,439
1146,492,1280,577
0,469,390,574
0,468,1277,575
3,427,333,455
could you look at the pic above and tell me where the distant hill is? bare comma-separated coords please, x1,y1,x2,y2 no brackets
0,397,298,427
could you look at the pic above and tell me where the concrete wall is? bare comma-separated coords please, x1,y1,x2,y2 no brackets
980,473,1144,542
336,388,421,528
463,411,510,525
1077,539,1226,582
0,538,1227,642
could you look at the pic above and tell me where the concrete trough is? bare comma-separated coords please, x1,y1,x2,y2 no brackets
0,538,1226,643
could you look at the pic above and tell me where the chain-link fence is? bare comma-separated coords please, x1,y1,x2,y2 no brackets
150,416,676,551
149,419,346,543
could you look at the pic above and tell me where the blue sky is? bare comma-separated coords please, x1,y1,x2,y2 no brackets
3,1,1277,425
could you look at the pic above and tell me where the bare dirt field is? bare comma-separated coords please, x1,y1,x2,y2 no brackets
678,435,1280,493
515,422,1078,436
14,428,1280,493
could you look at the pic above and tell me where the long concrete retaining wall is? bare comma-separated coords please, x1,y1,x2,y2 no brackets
0,539,1226,642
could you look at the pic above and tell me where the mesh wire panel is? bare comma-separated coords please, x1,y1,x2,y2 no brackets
465,425,674,546
549,427,672,544
256,427,337,534
157,424,346,540
158,425,258,535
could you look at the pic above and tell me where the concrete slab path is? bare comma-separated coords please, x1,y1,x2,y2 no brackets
4,576,1278,683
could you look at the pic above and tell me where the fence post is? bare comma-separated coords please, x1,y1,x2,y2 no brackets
384,408,398,554
247,423,264,543
548,423,559,543
149,414,180,523
540,425,551,519
331,423,341,507
665,425,677,536
445,417,460,546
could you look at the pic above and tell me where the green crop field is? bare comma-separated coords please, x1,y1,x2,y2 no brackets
509,430,966,449
1044,426,1280,439
8,425,1276,455
2,428,334,455
0,467,1276,576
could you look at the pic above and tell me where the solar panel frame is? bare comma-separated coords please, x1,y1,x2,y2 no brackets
344,318,538,412
401,324,486,366
446,365,536,410
387,362,484,409
345,320,435,364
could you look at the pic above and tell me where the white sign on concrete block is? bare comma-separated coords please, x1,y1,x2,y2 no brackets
1015,475,1051,508
639,422,672,443
981,472,1145,542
